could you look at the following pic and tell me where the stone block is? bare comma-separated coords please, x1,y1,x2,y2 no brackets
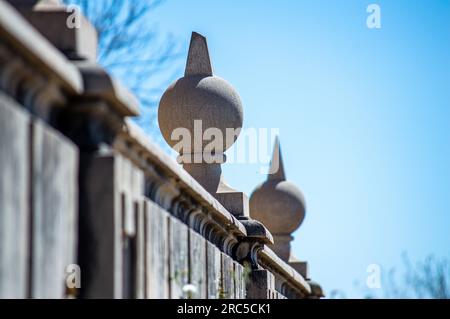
0,92,30,298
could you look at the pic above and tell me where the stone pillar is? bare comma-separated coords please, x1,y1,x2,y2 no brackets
7,0,97,61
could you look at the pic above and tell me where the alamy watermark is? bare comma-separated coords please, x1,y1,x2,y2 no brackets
170,120,280,174
66,264,81,289
66,5,81,29
366,4,382,29
366,263,381,289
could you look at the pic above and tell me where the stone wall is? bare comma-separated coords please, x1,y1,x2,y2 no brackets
0,0,323,299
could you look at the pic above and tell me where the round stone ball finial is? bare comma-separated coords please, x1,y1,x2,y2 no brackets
158,32,243,162
249,138,306,261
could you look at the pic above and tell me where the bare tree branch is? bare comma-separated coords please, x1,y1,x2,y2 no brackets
64,0,184,137
384,253,449,299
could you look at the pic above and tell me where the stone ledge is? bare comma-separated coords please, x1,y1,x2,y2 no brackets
0,0,82,94
21,8,98,61
75,62,140,117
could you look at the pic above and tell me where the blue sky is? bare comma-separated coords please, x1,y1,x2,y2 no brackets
123,1,450,297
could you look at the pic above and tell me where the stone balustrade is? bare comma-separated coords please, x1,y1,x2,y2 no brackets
0,0,323,299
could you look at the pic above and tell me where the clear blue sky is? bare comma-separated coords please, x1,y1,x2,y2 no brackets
137,0,450,297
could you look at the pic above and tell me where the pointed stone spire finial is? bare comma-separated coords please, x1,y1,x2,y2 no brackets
249,137,306,261
268,137,286,181
185,32,213,77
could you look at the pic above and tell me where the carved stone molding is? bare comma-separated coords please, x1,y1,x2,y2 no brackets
112,132,244,257
0,44,66,122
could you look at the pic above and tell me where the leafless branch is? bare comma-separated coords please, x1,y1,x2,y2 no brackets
64,0,183,136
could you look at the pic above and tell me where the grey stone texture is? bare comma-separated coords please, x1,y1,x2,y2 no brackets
145,200,170,299
158,32,244,206
21,8,98,61
0,92,30,298
159,32,243,154
31,119,78,298
246,270,275,299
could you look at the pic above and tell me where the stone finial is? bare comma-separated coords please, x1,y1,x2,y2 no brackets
159,32,244,202
185,32,213,76
249,138,306,261
159,34,277,269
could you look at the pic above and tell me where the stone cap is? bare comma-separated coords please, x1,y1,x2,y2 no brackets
258,245,312,296
76,62,139,117
0,0,82,94
9,0,98,61
250,138,306,235
1,1,138,120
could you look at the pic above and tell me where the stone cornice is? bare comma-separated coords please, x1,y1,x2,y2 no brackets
259,245,312,297
0,1,138,125
75,62,139,117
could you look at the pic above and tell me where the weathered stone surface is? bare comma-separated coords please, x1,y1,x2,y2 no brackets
250,138,306,261
22,9,98,61
31,118,78,298
78,155,115,298
189,229,207,299
117,119,247,237
234,261,247,299
246,269,274,299
0,92,30,298
145,200,169,299
79,153,144,299
159,32,243,153
206,242,221,299
307,280,325,299
76,63,140,117
9,1,96,61
0,11,323,299
135,201,145,299
215,191,249,218
289,259,309,280
158,32,244,201
185,32,213,76
221,253,235,299
258,246,312,297
0,0,83,94
273,290,287,299
116,155,144,299
169,217,189,298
